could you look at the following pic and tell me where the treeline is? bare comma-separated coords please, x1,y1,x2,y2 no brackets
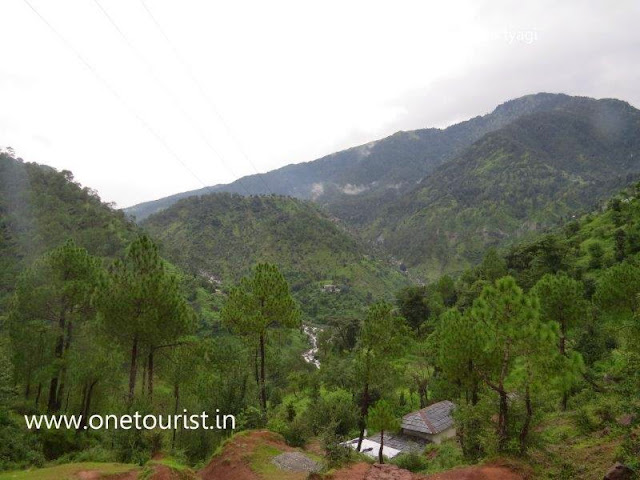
308,183,640,474
0,233,307,470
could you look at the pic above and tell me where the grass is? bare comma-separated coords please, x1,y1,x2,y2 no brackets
0,462,138,480
249,444,311,480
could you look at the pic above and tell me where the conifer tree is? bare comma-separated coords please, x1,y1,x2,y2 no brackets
8,240,101,412
97,235,194,404
221,263,300,413
367,400,399,464
532,273,588,409
354,301,407,451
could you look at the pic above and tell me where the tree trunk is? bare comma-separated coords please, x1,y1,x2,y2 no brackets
254,346,260,387
417,380,427,408
79,380,97,430
47,376,59,412
498,390,509,452
25,366,32,399
35,382,42,408
559,326,568,411
519,385,532,454
356,382,370,451
379,429,385,464
47,314,66,412
141,359,147,396
80,383,87,417
56,318,74,410
128,335,139,404
148,348,154,399
259,333,267,412
172,383,179,450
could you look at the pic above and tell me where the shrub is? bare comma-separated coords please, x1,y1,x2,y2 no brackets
321,429,352,468
393,452,428,472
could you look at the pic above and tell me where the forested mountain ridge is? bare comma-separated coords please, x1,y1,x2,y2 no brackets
141,193,408,321
126,93,587,222
368,98,640,279
0,152,137,307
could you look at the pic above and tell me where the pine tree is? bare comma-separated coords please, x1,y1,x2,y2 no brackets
8,240,101,412
221,263,300,413
96,235,194,404
532,273,588,409
354,301,407,451
367,400,399,464
462,276,557,453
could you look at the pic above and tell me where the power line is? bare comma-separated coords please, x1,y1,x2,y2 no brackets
91,0,252,196
22,0,216,196
138,0,284,196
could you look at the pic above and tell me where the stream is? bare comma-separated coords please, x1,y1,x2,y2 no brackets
302,324,321,368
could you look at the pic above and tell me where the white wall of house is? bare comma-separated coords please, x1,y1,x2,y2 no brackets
403,427,456,444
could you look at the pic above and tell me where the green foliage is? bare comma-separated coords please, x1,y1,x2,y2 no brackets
7,240,102,412
367,400,399,434
307,388,359,437
395,285,444,333
222,263,300,413
366,98,640,281
142,193,408,322
0,153,136,308
392,452,429,472
96,235,195,403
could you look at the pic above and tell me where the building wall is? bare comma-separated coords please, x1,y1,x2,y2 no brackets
403,427,456,444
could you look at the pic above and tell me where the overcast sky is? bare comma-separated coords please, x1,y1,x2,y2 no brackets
1,0,639,207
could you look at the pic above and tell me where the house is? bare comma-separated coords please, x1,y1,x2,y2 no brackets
401,400,456,444
341,401,456,460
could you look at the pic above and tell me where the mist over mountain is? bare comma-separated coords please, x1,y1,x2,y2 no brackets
125,93,584,222
126,93,640,281
0,152,137,306
368,96,640,278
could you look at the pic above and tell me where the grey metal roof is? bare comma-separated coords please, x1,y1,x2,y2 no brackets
401,400,455,435
365,432,429,453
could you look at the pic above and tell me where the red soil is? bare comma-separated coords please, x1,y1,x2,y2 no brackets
424,465,524,480
198,430,296,480
328,462,524,480
196,430,525,480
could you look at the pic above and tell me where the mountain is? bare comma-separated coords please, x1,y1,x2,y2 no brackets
140,193,408,321
368,97,640,279
126,93,585,222
0,152,137,307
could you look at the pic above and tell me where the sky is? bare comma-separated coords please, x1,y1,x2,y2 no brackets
1,0,639,208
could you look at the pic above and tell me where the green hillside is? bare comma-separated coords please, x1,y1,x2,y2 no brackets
0,152,137,308
126,93,584,222
141,193,408,321
369,98,640,280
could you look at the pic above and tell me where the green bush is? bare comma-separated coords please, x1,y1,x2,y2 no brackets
392,451,429,472
321,429,353,468
0,409,45,470
281,416,311,448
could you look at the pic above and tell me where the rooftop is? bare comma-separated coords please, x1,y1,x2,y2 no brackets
401,400,455,435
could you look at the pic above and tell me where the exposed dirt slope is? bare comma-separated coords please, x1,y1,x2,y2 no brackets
198,430,314,480
198,431,525,480
327,463,523,480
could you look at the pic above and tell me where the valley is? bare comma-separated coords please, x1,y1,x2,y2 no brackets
1,93,640,480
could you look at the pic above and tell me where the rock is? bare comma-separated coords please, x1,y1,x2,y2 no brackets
603,462,634,480
271,452,322,473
